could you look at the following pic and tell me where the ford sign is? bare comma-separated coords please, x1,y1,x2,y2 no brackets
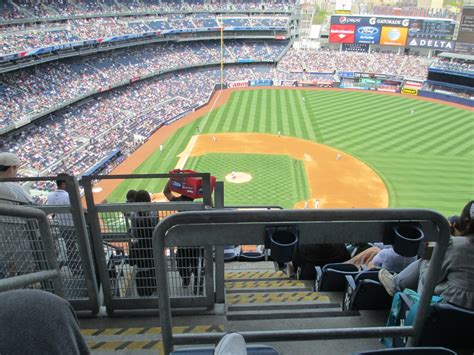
357,26,379,35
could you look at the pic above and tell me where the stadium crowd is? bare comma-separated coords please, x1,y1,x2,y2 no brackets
0,0,296,21
0,40,288,130
0,15,289,56
278,48,429,79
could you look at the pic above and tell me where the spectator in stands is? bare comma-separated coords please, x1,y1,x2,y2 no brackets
379,200,474,310
0,289,89,354
47,173,78,273
0,152,34,205
345,243,417,272
163,178,203,294
289,243,351,280
128,190,158,297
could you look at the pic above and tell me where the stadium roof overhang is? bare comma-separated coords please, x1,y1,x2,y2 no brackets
438,52,474,62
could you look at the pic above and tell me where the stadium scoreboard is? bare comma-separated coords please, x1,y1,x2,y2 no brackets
329,15,456,50
456,7,474,55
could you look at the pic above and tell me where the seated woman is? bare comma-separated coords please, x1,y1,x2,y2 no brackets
378,200,474,310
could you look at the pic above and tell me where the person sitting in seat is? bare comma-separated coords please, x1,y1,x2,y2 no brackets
289,243,351,280
378,200,474,310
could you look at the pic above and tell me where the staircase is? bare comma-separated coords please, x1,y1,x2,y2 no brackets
224,269,359,321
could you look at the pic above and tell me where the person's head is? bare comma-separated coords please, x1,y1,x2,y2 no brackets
55,173,70,190
449,201,474,235
0,153,20,178
134,190,151,203
126,189,137,203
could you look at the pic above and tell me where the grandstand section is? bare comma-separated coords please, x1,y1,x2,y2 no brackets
1,1,474,354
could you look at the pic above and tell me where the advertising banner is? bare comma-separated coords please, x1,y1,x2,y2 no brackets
401,88,419,95
329,24,356,43
342,43,369,52
331,15,410,27
339,71,355,78
407,38,455,51
380,26,408,46
355,26,381,44
249,79,273,86
227,81,249,88
404,80,423,88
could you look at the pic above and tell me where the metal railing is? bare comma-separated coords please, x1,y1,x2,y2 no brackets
152,208,451,354
0,205,64,297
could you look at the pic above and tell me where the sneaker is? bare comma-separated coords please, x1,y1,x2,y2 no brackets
378,269,397,296
214,333,247,355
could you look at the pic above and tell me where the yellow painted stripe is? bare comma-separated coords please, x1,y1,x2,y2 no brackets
225,280,305,289
225,271,286,280
226,292,330,304
82,325,224,337
87,340,163,351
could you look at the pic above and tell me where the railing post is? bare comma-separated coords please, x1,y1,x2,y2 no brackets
213,182,225,304
66,176,100,313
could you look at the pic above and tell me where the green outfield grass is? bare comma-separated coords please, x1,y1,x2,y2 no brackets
108,89,473,216
186,153,309,208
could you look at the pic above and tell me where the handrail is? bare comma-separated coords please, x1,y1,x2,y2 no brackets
0,205,64,297
152,208,450,354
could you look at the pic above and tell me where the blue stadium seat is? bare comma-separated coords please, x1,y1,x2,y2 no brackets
393,294,474,351
354,347,456,354
343,270,392,311
314,263,359,291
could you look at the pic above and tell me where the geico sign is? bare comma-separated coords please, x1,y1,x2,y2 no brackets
369,17,409,27
408,38,455,50
401,88,418,95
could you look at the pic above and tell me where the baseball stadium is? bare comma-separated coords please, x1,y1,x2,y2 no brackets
0,1,473,354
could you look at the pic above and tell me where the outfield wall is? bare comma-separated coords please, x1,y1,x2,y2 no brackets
418,90,474,107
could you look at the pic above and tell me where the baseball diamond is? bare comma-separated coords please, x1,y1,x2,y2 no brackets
97,88,473,216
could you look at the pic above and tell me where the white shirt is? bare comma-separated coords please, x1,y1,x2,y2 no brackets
47,190,70,206
47,189,73,226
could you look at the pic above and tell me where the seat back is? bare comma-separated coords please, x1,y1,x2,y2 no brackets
354,347,457,354
350,279,392,310
418,302,474,350
319,263,359,291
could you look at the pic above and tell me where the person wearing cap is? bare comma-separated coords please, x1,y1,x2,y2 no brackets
0,152,34,205
379,200,474,310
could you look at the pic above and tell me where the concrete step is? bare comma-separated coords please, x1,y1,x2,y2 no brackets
225,270,287,281
226,308,360,321
82,325,224,353
225,280,309,293
226,291,330,305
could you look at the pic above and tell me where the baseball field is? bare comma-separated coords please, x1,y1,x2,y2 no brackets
100,88,473,216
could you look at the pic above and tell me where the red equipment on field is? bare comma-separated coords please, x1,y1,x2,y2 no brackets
169,169,216,199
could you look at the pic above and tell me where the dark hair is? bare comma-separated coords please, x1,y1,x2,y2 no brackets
55,173,69,188
0,165,9,172
458,200,474,234
134,190,151,203
126,190,137,203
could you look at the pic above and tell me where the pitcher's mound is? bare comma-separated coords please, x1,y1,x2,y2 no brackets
225,172,252,184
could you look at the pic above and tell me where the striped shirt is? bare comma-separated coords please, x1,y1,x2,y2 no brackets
0,182,34,205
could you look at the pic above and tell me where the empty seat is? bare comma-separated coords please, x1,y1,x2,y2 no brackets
343,270,392,310
314,263,359,291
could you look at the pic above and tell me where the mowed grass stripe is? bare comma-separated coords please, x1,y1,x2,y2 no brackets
246,89,259,132
270,89,278,134
285,90,298,137
279,90,291,135
290,91,304,137
296,91,317,141
221,90,243,132
233,90,252,132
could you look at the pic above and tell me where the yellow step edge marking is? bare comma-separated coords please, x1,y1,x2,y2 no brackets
82,325,224,337
87,340,163,351
225,280,305,289
226,292,330,304
225,271,286,280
